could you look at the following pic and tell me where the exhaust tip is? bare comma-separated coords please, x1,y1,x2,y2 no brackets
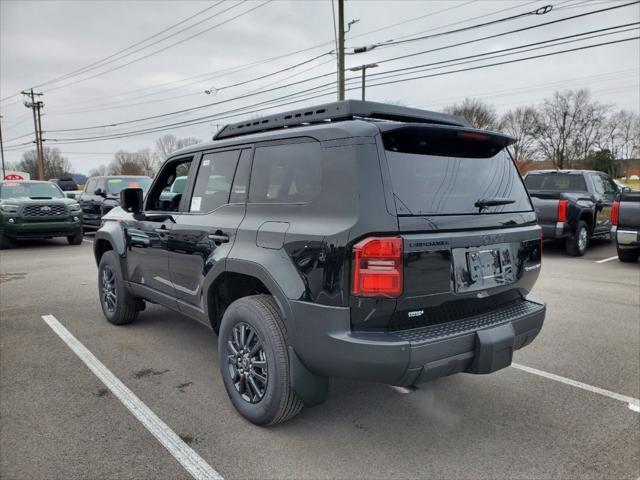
389,385,418,395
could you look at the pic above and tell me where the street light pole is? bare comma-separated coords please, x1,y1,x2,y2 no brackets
349,63,378,100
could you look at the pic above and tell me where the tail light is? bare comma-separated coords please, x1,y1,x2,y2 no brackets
611,201,620,226
352,236,403,298
557,199,568,222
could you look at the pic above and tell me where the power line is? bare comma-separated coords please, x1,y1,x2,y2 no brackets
43,1,271,94
29,1,227,90
34,36,639,146
43,4,640,133
24,0,539,111
369,1,640,67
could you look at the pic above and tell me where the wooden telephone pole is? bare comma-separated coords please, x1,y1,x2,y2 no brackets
337,0,345,100
22,89,45,180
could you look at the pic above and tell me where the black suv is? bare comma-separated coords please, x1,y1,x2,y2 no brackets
79,175,151,230
93,101,545,425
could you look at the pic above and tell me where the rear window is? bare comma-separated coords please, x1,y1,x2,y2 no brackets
524,173,587,192
383,128,532,215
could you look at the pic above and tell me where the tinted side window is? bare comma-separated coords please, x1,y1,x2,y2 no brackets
190,150,239,213
230,149,252,204
602,175,618,195
591,174,605,196
249,142,322,204
147,158,193,212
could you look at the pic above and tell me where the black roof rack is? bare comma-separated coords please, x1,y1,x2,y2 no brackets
213,99,470,140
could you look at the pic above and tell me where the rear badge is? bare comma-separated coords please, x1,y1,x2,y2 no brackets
408,310,424,318
476,291,489,298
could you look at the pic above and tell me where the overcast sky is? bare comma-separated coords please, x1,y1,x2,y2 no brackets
1,0,639,175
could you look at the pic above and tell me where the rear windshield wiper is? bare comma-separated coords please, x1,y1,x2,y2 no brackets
474,198,515,212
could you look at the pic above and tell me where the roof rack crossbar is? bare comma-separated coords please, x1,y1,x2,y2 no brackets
213,100,470,140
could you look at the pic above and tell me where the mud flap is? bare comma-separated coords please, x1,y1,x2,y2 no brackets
467,323,515,374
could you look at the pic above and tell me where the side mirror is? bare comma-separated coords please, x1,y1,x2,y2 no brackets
65,192,76,199
120,188,144,215
94,188,107,197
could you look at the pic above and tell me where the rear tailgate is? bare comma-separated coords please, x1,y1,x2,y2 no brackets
378,124,541,331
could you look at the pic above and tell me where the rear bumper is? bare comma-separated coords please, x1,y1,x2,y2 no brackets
540,221,570,239
290,298,545,386
611,226,640,247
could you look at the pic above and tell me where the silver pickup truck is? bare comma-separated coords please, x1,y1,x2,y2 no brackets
612,191,640,263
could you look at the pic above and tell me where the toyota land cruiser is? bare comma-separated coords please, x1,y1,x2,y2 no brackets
93,101,545,425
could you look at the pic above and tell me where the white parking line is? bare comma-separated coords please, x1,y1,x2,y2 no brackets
83,239,93,244
512,363,640,412
595,256,618,264
41,314,223,480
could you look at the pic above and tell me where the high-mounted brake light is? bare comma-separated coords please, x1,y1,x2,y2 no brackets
557,199,568,222
457,132,489,141
352,236,403,298
611,201,620,226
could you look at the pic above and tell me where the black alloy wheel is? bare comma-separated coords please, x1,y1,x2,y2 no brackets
101,265,117,314
226,322,268,404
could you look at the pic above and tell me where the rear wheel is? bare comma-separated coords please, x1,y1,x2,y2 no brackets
219,295,303,426
617,246,640,263
0,234,12,250
67,230,83,245
98,251,139,325
565,221,589,256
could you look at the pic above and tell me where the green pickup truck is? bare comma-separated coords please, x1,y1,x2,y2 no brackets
0,180,83,249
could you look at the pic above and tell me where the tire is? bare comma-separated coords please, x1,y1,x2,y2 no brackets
0,234,12,250
565,220,589,256
617,246,640,263
218,295,303,426
67,230,83,245
98,250,139,325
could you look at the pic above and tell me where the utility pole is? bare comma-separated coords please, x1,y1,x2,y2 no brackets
350,63,378,100
22,89,45,180
0,115,6,178
337,0,345,101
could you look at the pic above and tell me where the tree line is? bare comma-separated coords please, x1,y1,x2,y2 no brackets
445,88,639,177
9,88,640,181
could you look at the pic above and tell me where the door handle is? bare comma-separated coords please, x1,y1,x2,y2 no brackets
208,233,229,243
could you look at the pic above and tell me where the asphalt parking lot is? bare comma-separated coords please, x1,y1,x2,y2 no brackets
1,236,638,480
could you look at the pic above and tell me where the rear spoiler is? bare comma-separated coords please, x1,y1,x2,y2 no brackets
376,122,516,148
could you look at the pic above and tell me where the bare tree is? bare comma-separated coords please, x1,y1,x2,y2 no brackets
109,150,147,175
88,164,108,177
18,147,73,179
443,98,498,130
153,134,201,168
499,107,538,171
534,89,606,169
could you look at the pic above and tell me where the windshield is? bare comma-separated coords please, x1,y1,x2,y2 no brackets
383,128,532,215
0,181,65,200
106,177,151,195
524,173,587,192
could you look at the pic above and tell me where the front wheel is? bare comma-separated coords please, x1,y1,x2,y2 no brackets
67,230,83,245
565,221,589,256
0,234,12,250
98,251,139,325
218,295,303,426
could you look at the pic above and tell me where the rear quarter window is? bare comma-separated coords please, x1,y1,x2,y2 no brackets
249,142,322,204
